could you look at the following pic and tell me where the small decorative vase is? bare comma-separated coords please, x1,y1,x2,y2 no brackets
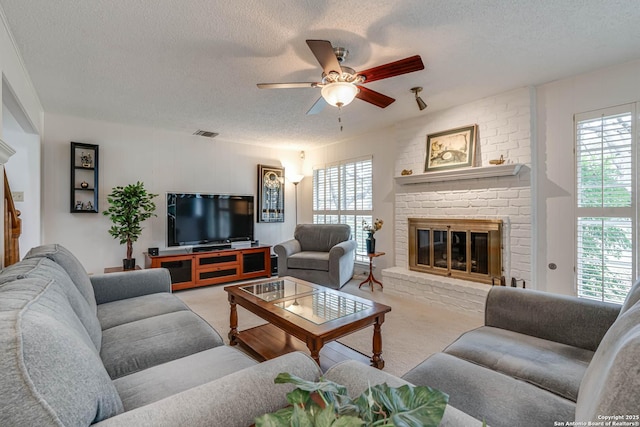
366,232,376,254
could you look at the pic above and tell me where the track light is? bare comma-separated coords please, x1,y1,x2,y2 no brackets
411,87,427,111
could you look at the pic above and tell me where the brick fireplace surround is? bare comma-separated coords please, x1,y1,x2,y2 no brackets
382,87,532,313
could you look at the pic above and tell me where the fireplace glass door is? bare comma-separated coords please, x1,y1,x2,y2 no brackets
409,219,502,284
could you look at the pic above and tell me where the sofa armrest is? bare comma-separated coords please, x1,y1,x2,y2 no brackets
274,239,302,258
328,240,357,285
93,352,321,427
90,268,172,305
485,287,621,351
329,239,357,259
274,239,302,276
324,360,485,427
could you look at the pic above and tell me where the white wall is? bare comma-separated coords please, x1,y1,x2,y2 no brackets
304,127,397,273
393,87,533,285
535,58,640,295
42,113,301,274
0,7,43,266
3,104,40,258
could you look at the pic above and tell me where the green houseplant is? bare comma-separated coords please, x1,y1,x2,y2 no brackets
254,373,449,427
103,181,158,270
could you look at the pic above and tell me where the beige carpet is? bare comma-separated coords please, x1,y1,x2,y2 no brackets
176,278,483,378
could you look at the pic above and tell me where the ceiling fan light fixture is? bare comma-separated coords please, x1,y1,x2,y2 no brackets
321,82,358,108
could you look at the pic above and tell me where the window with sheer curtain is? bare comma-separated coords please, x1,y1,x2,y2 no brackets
575,105,636,304
312,156,373,263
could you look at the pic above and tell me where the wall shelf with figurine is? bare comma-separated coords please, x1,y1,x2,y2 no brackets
70,142,99,213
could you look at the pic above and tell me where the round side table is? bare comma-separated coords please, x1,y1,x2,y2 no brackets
359,252,385,291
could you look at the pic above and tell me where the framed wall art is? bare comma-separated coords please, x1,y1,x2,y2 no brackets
257,164,285,222
424,124,478,172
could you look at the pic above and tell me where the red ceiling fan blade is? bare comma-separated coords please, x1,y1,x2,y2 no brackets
257,82,318,89
306,40,342,76
356,86,395,108
358,55,424,84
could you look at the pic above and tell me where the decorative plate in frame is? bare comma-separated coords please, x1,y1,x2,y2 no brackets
425,125,478,172
257,164,285,222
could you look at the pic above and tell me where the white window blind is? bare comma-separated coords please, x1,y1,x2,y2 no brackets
575,105,636,304
313,156,373,263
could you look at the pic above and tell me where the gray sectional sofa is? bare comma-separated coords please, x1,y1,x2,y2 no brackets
274,224,357,289
0,244,324,426
400,284,640,427
3,242,638,426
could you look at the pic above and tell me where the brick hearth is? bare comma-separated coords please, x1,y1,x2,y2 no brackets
382,267,490,313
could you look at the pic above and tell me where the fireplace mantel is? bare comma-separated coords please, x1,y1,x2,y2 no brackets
395,163,523,185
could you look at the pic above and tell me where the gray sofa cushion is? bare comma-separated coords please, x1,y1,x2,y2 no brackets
403,352,576,427
101,310,224,379
287,251,330,271
97,292,189,330
25,243,97,314
294,224,351,252
444,326,593,402
485,287,620,351
92,352,322,427
114,346,257,410
0,277,123,426
575,300,640,422
91,268,172,305
0,256,103,350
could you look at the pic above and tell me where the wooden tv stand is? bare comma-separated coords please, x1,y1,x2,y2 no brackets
144,245,271,291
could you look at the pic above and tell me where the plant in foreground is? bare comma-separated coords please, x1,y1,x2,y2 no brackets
254,372,448,427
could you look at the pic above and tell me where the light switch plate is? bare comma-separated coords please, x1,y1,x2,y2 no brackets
11,191,24,202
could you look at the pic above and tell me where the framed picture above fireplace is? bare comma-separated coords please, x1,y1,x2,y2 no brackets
424,124,477,172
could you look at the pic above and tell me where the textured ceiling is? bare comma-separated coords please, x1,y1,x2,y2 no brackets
2,0,640,150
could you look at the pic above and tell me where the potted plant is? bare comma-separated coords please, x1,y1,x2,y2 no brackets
254,373,448,427
103,181,158,270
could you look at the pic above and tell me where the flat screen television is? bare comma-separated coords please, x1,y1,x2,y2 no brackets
167,193,254,247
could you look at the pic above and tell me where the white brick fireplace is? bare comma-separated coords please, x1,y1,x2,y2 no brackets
382,87,533,313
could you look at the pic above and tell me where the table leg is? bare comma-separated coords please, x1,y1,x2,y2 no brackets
228,294,238,345
371,274,383,289
371,316,385,369
359,258,374,290
306,338,322,366
359,257,382,290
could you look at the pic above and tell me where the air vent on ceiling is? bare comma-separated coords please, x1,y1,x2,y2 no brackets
193,130,219,138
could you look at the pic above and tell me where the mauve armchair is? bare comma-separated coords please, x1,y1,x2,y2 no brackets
274,224,357,289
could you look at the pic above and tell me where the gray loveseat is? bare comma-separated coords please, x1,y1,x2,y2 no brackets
401,284,640,426
0,244,323,426
274,224,357,289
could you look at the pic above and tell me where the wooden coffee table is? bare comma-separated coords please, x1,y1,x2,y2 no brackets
224,277,392,370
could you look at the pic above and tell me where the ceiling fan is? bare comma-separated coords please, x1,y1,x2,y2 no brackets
257,40,425,115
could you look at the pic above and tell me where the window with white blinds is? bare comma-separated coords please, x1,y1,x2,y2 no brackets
575,105,636,304
313,156,373,263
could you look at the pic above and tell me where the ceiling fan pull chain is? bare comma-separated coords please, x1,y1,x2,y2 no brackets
338,106,343,132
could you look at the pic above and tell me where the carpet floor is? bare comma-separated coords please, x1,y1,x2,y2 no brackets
176,277,484,378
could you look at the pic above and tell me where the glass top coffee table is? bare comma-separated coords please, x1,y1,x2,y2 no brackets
224,276,392,370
